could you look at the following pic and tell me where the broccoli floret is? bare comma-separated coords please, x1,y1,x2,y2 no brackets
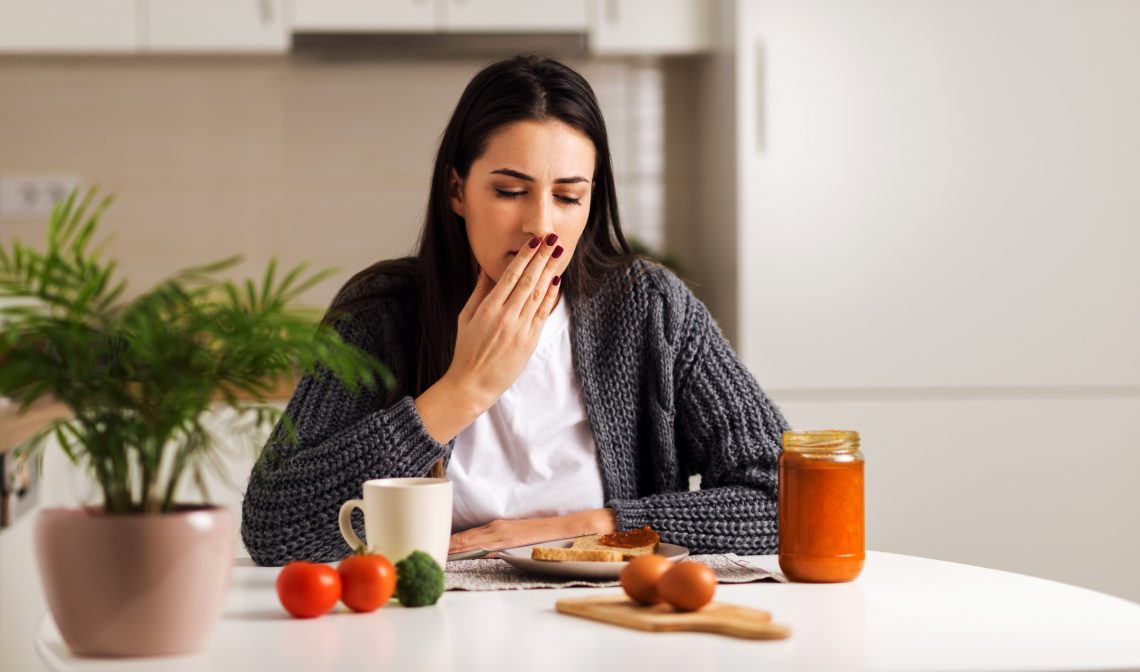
395,550,445,607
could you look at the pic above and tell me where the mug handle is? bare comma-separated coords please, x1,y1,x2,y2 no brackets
338,499,366,552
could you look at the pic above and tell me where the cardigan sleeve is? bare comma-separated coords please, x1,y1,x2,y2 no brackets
605,274,790,554
240,306,453,566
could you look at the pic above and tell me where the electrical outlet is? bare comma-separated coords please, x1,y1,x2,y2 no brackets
0,174,82,218
1,444,42,530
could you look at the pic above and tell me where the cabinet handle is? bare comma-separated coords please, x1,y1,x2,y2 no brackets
756,40,766,155
606,0,619,24
259,0,273,24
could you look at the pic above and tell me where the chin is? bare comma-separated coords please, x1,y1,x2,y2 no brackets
486,266,506,284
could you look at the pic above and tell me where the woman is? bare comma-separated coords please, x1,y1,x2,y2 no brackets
241,53,790,566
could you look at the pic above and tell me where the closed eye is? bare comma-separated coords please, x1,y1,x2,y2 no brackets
496,189,582,206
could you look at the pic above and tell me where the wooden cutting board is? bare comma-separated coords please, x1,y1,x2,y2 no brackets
555,594,791,640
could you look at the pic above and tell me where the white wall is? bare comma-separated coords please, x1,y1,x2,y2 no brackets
727,0,1140,602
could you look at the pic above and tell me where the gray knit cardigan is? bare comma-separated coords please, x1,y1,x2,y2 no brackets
241,258,790,566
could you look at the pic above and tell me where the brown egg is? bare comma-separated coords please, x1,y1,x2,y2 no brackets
658,562,717,612
620,554,675,605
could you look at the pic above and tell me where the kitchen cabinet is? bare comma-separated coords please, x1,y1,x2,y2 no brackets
0,0,288,54
290,0,708,53
443,0,587,33
0,0,710,54
589,0,710,55
292,0,587,34
696,0,1140,389
291,0,435,32
685,0,1140,629
143,0,288,53
0,0,137,53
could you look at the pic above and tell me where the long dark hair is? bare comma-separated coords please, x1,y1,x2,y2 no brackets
325,53,643,477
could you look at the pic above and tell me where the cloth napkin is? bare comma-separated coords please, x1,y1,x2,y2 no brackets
444,553,786,591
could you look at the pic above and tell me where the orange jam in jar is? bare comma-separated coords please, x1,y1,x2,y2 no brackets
778,430,864,582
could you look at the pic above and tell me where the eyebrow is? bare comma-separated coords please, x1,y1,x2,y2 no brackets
490,168,589,185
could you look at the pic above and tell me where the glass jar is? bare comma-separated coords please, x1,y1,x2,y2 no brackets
778,430,865,582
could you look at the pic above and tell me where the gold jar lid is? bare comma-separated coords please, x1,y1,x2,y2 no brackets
782,430,860,452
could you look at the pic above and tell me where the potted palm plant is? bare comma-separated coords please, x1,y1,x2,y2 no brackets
0,187,390,657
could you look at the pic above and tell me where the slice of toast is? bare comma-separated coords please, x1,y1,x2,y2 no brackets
531,546,624,562
570,526,661,560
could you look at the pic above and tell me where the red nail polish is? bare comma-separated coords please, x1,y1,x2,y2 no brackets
552,275,561,286
529,237,540,248
552,245,564,259
546,233,559,246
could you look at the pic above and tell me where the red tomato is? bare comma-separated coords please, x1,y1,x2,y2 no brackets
276,561,342,618
658,562,717,612
338,552,397,613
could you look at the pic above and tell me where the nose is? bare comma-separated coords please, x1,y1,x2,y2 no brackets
522,190,556,242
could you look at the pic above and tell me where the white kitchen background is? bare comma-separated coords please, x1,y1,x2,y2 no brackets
2,1,1138,670
697,0,1139,609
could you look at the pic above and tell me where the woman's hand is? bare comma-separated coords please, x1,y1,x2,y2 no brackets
411,233,562,447
449,508,617,557
444,233,563,411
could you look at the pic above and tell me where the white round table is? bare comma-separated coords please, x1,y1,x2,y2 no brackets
36,551,1140,672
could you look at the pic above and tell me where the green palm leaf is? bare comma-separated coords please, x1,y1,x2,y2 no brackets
0,186,393,515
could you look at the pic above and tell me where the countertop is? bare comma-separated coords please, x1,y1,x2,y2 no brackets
35,550,1140,672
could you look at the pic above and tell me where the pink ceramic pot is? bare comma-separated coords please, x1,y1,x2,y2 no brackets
34,504,235,657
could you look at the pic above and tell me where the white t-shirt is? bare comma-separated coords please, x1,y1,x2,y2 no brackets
448,297,605,533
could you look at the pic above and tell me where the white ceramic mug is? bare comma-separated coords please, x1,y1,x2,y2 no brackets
339,478,453,569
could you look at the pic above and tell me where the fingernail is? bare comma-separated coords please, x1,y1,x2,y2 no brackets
529,236,540,248
552,245,564,259
552,275,561,286
545,233,559,246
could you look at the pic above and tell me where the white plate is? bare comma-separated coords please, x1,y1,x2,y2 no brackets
498,538,689,579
